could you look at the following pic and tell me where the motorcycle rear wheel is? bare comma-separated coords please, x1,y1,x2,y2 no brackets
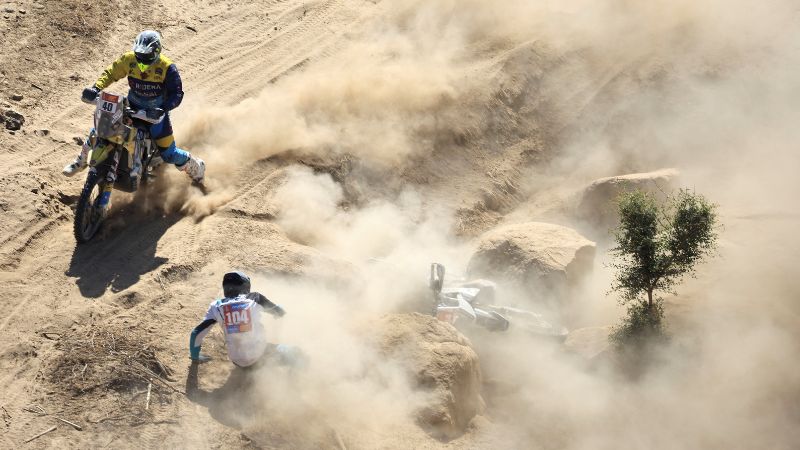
74,171,104,243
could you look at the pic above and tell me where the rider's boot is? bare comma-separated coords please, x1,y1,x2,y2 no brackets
177,154,206,184
62,139,92,177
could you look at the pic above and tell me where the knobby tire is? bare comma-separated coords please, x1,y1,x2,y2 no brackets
73,171,102,243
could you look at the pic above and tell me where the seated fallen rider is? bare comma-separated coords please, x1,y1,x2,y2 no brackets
63,30,205,183
189,271,305,370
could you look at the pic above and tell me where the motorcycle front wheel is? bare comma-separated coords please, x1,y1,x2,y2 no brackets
73,171,105,243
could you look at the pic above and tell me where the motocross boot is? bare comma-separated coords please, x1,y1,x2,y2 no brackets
177,154,206,184
62,139,92,177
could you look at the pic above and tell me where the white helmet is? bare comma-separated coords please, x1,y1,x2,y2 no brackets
132,30,162,70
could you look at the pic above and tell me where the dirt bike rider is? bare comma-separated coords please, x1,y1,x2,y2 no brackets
63,30,205,183
189,271,304,368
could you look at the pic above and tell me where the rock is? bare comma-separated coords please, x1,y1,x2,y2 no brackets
564,326,612,362
34,129,49,137
72,136,84,145
3,109,24,130
3,8,14,13
467,222,596,303
577,168,679,229
375,313,483,439
10,94,22,101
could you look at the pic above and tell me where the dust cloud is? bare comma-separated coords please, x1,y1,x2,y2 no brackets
178,0,800,448
199,274,435,446
178,29,466,170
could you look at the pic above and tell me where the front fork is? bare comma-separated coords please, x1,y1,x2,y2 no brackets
91,146,121,219
96,183,114,219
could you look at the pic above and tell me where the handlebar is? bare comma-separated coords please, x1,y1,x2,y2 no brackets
85,87,165,123
127,107,165,124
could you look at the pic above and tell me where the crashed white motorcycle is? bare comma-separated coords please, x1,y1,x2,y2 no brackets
430,263,568,340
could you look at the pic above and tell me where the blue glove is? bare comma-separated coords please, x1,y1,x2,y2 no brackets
191,354,211,363
190,345,211,363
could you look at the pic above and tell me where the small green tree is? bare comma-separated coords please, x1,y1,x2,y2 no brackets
609,189,718,347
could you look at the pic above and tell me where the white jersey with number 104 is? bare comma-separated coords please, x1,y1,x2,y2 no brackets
204,295,269,367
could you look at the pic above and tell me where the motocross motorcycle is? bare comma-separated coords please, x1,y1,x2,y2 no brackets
73,91,164,243
430,263,568,341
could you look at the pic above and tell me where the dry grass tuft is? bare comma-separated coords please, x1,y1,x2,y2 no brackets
49,327,175,399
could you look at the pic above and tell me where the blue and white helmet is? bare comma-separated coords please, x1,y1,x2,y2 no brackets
132,30,162,69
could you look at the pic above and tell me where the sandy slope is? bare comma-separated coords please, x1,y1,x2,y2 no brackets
0,1,390,447
1,0,799,449
1,0,516,447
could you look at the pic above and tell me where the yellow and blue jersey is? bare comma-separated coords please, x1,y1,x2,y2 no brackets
95,51,183,111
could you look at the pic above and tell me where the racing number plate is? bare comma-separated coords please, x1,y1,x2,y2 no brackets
100,92,119,113
222,303,252,333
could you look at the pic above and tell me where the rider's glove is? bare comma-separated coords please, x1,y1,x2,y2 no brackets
190,345,211,363
266,304,286,317
145,108,164,121
81,86,99,104
191,354,212,363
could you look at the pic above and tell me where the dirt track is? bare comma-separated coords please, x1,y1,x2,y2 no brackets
0,1,509,447
1,0,799,449
0,1,387,447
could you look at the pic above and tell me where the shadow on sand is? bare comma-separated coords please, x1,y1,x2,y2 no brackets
65,211,182,298
185,361,340,448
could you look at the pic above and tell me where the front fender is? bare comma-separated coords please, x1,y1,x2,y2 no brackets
89,141,116,167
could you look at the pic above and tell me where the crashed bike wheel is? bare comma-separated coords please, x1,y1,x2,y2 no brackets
73,171,104,243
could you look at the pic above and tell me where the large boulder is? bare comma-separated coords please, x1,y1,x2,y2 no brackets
577,168,679,229
375,313,483,439
467,222,595,303
564,326,612,363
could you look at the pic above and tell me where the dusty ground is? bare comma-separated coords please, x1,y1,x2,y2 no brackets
0,1,520,447
1,0,799,449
